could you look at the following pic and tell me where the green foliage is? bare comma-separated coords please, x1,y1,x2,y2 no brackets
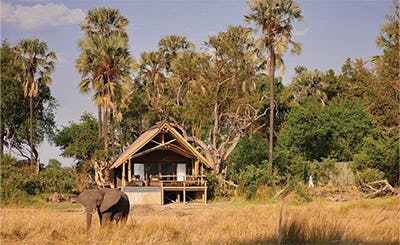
355,168,385,187
277,98,373,164
308,158,338,186
237,165,270,199
227,134,268,181
55,113,103,161
0,154,75,206
0,41,57,158
353,135,399,186
39,159,75,194
276,177,312,203
204,171,233,200
321,99,373,161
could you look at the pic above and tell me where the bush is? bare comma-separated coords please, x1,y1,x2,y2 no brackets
237,165,270,199
39,160,75,194
353,135,399,186
0,155,39,205
205,171,233,200
355,168,385,185
0,154,76,206
307,158,338,186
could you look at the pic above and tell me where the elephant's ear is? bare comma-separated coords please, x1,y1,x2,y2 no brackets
77,189,104,212
99,188,121,213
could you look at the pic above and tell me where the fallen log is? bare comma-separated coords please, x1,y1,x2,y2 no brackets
361,179,399,198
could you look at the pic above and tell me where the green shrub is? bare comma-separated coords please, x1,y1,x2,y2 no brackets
237,165,270,199
355,168,385,186
353,135,399,186
307,157,338,186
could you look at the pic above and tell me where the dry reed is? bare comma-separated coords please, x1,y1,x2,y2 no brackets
1,198,399,244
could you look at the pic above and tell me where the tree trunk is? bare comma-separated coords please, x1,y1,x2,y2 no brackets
268,48,276,177
0,124,3,156
103,103,108,156
29,96,34,173
110,108,115,159
98,105,102,138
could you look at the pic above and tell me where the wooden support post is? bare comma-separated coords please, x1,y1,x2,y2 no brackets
183,182,186,204
161,183,164,205
122,162,126,187
128,159,132,183
204,183,207,204
194,160,199,177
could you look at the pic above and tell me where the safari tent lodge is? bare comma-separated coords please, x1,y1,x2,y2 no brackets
110,121,213,205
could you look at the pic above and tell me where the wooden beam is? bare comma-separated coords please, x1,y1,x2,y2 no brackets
132,139,176,158
168,144,195,159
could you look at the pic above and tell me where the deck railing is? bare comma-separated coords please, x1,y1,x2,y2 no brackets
125,175,207,187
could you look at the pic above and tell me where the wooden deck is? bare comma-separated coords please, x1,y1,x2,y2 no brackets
121,175,207,205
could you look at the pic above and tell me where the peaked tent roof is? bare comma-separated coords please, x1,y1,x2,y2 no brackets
110,121,213,169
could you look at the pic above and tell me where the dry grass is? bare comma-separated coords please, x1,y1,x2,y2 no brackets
1,198,399,244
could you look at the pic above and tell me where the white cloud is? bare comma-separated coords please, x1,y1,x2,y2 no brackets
1,2,85,30
294,28,310,36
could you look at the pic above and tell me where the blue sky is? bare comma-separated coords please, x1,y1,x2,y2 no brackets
1,0,391,166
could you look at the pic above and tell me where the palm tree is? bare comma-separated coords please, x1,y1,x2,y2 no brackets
290,67,328,105
76,8,134,157
245,0,303,176
158,35,195,72
15,39,56,173
138,51,166,109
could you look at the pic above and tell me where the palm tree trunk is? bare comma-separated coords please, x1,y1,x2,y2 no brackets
98,105,103,138
110,108,115,158
0,124,4,156
103,102,108,156
268,48,276,177
29,96,34,173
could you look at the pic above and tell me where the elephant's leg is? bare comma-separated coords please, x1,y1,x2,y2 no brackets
86,212,93,230
101,212,113,226
113,212,126,224
97,209,103,226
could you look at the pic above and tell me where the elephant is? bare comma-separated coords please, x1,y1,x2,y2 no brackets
76,188,130,230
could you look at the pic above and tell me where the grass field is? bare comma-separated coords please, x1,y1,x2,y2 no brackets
1,198,399,244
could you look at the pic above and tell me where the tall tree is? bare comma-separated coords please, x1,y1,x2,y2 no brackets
15,39,56,173
372,0,399,138
168,26,265,176
158,35,195,73
77,8,133,147
245,0,303,176
76,8,135,185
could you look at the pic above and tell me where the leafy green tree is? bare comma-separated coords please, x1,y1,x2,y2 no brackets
275,98,373,180
0,41,26,155
371,0,399,138
177,26,265,175
277,98,325,161
1,41,57,168
54,113,103,186
320,99,373,161
245,0,303,176
14,39,56,173
40,159,75,194
227,134,268,180
353,135,399,186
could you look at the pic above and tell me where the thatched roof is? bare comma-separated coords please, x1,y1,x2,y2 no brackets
110,121,213,169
